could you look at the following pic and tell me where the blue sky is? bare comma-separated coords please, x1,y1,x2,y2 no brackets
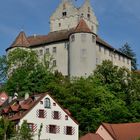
0,0,140,68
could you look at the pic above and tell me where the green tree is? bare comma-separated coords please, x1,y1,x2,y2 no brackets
119,43,137,70
19,120,33,140
0,117,15,140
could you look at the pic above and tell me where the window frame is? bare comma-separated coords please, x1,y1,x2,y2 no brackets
38,109,45,118
49,125,57,134
44,98,51,108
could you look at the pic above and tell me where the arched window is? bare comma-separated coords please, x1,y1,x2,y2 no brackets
44,98,51,108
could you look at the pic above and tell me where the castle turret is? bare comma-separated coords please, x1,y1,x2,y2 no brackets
69,19,97,77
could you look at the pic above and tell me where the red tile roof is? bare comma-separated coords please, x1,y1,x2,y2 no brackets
102,122,140,140
0,92,8,106
10,31,30,48
74,19,91,33
1,93,78,125
6,19,131,59
80,133,103,140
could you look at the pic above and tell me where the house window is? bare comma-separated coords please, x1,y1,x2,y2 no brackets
65,115,68,120
28,123,34,131
49,125,57,134
53,60,57,67
62,12,67,17
46,48,49,54
40,101,43,104
44,98,51,108
53,111,60,120
53,47,56,53
66,126,73,135
53,102,56,106
71,34,75,42
39,109,45,118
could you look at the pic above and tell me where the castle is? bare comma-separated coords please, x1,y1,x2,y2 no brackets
6,0,131,77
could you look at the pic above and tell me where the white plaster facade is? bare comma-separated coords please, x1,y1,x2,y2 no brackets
17,94,79,140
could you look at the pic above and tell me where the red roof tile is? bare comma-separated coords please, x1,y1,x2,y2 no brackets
74,19,91,33
10,31,30,48
102,122,140,140
80,133,103,140
0,92,8,106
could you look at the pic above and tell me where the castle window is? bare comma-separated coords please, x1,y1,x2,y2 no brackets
53,47,56,53
59,23,61,27
104,48,107,54
63,3,66,10
99,46,102,52
53,60,57,67
39,49,43,55
92,35,95,42
87,14,90,20
123,57,125,62
88,7,90,12
118,55,121,60
66,126,73,135
49,125,57,134
46,48,49,54
71,34,75,42
44,98,51,108
62,12,67,17
91,25,94,31
81,34,86,42
38,109,45,118
127,59,130,64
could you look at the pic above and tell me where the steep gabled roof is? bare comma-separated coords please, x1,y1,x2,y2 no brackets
74,19,92,33
80,133,103,140
10,31,30,48
1,93,78,125
102,122,140,140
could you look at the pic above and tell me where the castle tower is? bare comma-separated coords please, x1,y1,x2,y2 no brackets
69,19,97,77
50,0,98,34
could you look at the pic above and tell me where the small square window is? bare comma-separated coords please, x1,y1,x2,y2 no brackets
53,102,56,106
62,12,67,17
53,111,59,120
66,126,72,135
28,123,34,132
40,101,43,104
65,115,68,120
49,125,56,134
38,109,44,118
